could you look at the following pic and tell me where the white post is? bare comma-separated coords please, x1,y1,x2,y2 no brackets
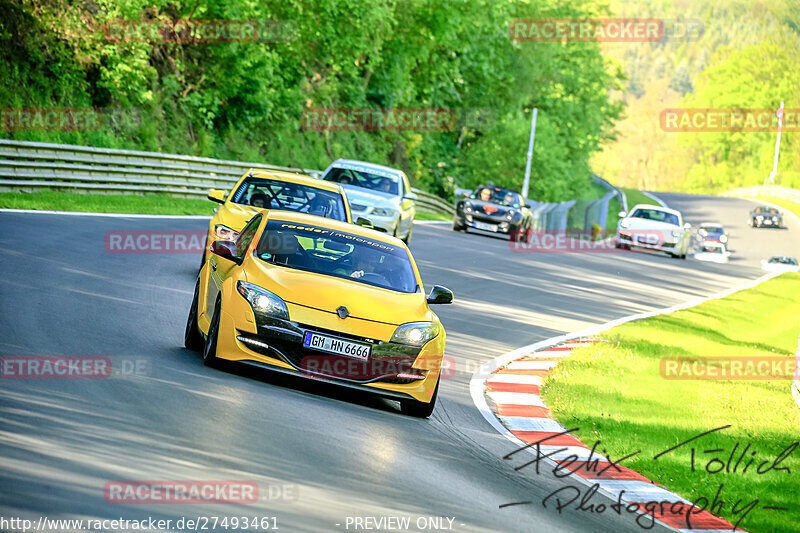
766,101,784,185
522,107,538,200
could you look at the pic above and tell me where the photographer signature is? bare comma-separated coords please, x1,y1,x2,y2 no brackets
500,425,796,530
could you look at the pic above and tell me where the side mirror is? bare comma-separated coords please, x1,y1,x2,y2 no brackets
309,171,322,179
525,200,536,209
355,217,374,229
208,189,226,204
404,191,418,201
210,240,242,264
618,211,627,218
426,285,454,305
684,223,692,230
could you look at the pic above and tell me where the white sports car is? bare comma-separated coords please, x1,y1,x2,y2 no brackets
694,241,731,263
316,159,417,243
761,256,799,272
615,204,692,259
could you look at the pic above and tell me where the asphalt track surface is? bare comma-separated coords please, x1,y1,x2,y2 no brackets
1,193,798,533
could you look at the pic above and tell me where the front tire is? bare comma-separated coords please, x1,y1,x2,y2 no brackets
400,374,440,418
203,299,222,368
184,278,203,351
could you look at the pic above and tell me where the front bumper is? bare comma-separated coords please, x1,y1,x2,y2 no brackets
455,213,520,235
617,231,679,251
349,208,400,234
214,301,442,403
753,217,781,227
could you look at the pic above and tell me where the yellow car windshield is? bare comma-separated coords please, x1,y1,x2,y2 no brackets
255,221,419,294
231,176,348,221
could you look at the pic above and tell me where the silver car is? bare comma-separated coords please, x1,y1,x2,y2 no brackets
317,159,417,243
615,204,692,259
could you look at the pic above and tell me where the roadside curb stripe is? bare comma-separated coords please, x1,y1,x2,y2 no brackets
480,338,740,532
469,275,783,533
487,374,542,385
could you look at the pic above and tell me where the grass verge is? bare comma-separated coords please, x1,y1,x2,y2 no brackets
415,210,451,222
750,195,800,222
622,187,662,209
541,273,800,533
0,190,214,215
0,190,453,222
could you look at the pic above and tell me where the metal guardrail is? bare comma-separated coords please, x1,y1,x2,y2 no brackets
0,139,455,215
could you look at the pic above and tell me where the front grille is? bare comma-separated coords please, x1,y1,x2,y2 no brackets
237,324,423,384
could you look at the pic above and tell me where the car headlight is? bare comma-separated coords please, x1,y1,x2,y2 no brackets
215,224,240,240
619,220,630,229
390,322,440,347
464,201,473,213
671,229,681,238
372,207,396,217
237,281,289,320
720,235,728,243
506,209,517,220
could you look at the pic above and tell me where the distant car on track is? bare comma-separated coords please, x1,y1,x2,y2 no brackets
202,169,352,265
185,210,453,418
615,204,692,258
696,222,728,244
693,241,730,264
318,159,416,243
761,256,799,272
749,206,783,228
452,185,533,241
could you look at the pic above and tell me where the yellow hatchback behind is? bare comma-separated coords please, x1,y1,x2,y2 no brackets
201,168,352,265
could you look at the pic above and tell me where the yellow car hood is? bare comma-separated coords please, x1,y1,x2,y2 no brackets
217,202,262,231
247,259,431,326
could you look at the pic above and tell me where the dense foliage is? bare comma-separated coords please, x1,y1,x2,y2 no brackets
592,0,800,194
1,0,624,201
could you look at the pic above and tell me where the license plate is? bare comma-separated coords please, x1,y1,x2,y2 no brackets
474,221,498,232
303,332,371,359
764,219,772,224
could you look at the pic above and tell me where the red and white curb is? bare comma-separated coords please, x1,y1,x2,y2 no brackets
469,273,785,532
481,338,739,532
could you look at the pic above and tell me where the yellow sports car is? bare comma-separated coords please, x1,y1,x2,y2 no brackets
185,211,454,417
202,169,352,265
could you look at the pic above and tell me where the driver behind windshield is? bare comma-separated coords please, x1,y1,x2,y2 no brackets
378,178,394,194
250,192,269,209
